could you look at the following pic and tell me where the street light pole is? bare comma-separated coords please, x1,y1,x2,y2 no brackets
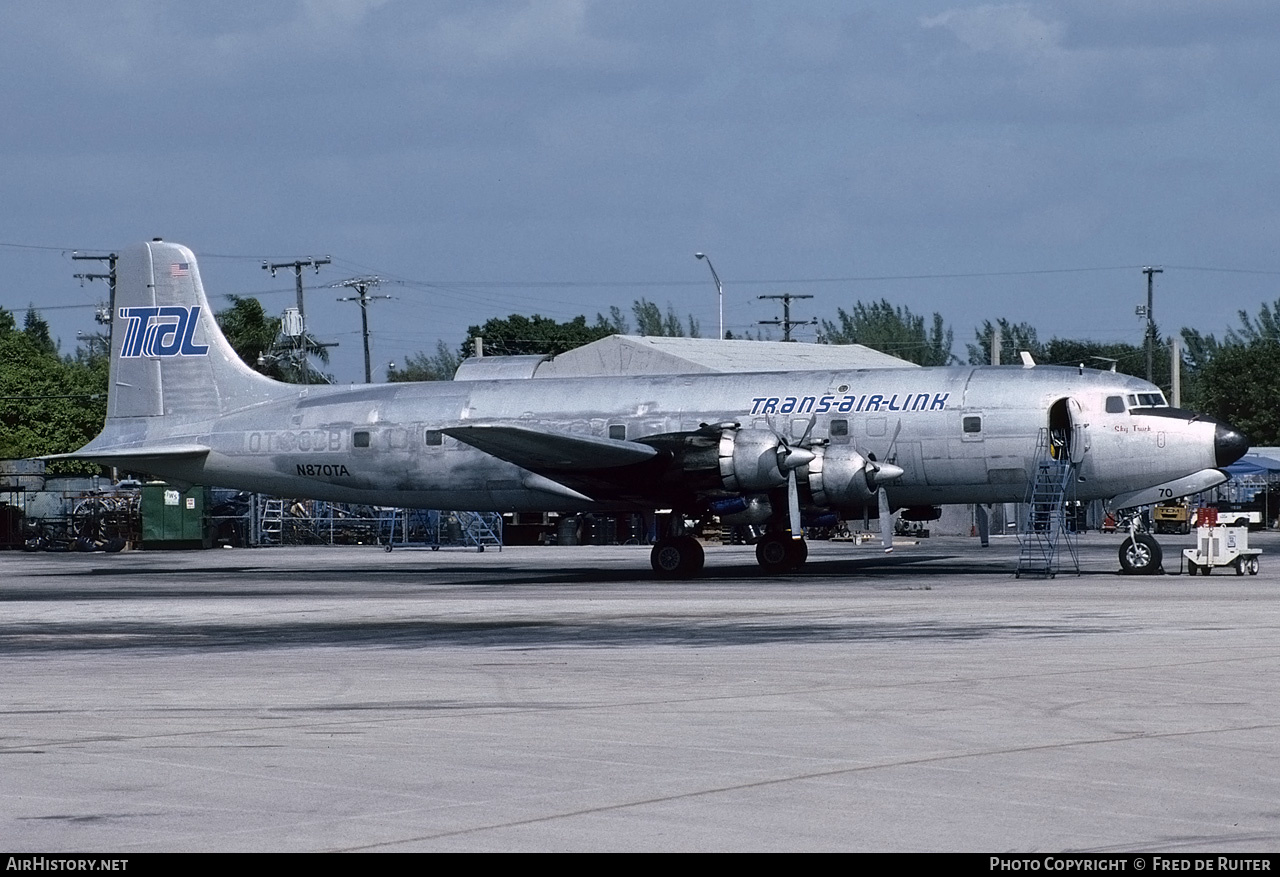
695,252,724,340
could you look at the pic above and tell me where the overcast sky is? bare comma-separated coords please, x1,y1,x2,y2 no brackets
3,1,1279,382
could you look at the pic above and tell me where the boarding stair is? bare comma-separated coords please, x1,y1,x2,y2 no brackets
380,508,442,550
1015,428,1080,578
457,510,503,551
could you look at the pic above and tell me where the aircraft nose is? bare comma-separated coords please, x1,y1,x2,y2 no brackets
1214,422,1249,468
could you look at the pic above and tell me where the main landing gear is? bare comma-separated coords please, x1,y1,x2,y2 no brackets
755,531,808,574
650,535,705,578
649,531,810,577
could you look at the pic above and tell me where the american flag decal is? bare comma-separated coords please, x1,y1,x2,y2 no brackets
170,263,190,277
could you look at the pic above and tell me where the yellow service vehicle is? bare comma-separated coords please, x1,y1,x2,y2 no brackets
1153,500,1191,535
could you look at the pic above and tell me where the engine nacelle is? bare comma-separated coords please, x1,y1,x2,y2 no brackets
718,428,787,492
808,445,876,509
709,494,773,525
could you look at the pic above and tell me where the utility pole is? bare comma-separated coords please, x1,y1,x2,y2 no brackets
263,256,331,327
263,256,331,385
1171,333,1181,408
1141,266,1163,383
72,251,118,340
758,293,815,342
335,277,391,384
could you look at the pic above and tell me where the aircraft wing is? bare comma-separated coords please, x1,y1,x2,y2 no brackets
443,425,660,470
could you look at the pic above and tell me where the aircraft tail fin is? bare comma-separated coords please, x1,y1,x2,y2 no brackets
104,239,288,425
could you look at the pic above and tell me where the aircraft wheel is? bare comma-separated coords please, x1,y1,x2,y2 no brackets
756,533,806,574
1119,534,1162,575
651,536,704,578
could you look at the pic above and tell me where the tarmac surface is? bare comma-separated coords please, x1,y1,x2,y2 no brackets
3,532,1280,852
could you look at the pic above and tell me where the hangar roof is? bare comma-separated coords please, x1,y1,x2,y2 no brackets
462,335,916,379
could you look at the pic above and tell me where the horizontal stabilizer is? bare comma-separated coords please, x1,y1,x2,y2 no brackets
1106,468,1229,511
444,425,659,470
43,444,210,464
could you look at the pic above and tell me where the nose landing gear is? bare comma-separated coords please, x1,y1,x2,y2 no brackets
1119,532,1163,575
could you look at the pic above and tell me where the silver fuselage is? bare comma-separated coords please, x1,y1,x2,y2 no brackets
114,365,1218,513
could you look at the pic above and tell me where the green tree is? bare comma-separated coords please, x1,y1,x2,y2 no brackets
595,306,629,335
1192,339,1280,445
967,319,1045,365
462,314,615,358
819,299,954,365
215,296,330,383
1180,327,1219,375
22,306,56,356
1226,298,1280,345
1177,297,1280,439
1041,336,1170,386
389,341,461,382
0,307,107,474
630,298,701,337
216,296,279,370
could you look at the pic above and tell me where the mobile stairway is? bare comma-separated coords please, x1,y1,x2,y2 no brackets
1016,428,1080,578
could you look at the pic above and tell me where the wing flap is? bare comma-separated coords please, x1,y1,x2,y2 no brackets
443,425,659,470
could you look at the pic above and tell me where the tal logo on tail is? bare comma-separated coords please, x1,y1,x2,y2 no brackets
117,306,210,358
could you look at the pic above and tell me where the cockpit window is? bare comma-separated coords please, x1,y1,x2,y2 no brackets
1105,396,1126,414
1126,392,1167,409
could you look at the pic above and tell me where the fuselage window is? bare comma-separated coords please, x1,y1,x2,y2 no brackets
1106,396,1126,414
963,415,982,434
609,424,626,440
424,430,443,446
353,430,371,448
830,419,849,437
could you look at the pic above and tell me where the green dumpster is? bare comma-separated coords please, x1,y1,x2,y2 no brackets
141,483,212,549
